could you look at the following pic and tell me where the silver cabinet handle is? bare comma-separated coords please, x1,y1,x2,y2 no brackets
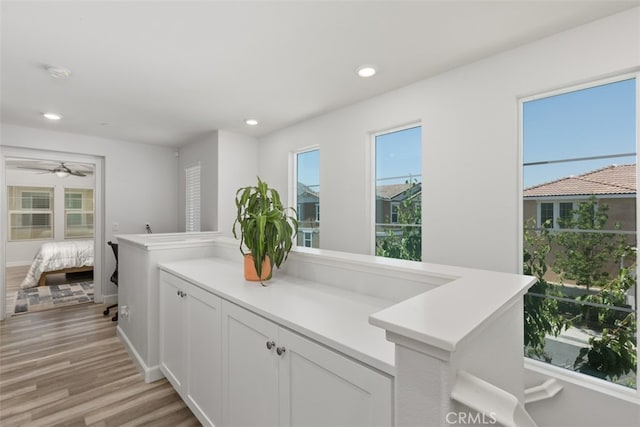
176,290,180,296
276,346,286,356
266,340,275,350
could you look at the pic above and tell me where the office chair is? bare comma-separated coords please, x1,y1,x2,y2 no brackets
104,241,118,321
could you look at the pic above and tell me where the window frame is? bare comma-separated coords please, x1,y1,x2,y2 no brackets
370,122,423,260
8,186,54,242
519,72,639,396
64,187,94,239
290,146,320,249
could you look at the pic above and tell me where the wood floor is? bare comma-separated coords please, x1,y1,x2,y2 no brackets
0,301,201,426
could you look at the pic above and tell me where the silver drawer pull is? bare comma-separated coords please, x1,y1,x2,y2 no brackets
266,340,275,350
276,346,286,356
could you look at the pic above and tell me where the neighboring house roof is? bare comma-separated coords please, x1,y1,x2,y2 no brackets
376,182,422,201
523,164,636,198
297,182,319,203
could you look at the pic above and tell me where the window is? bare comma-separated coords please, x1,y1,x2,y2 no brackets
522,77,637,388
537,201,581,229
64,188,94,238
374,125,422,261
295,149,320,248
8,186,53,241
303,231,312,248
185,163,201,232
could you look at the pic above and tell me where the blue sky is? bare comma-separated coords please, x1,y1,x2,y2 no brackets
375,126,422,185
523,78,636,188
297,149,320,189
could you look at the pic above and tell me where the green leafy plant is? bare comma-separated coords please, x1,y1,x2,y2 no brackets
553,197,630,290
574,313,637,381
375,181,421,261
523,218,567,359
232,177,298,283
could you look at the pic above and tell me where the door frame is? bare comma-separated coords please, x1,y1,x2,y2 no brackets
0,146,105,320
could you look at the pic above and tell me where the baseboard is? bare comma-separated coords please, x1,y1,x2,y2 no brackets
116,325,165,383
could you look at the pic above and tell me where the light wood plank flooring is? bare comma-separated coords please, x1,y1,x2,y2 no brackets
0,302,200,426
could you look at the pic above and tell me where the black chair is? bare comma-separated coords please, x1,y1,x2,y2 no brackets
104,241,118,321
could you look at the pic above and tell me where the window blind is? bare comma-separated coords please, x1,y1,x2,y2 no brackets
185,164,201,232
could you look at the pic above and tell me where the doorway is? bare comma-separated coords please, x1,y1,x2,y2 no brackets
0,147,104,320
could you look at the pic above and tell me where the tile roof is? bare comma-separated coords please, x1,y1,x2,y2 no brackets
524,164,636,198
376,183,413,200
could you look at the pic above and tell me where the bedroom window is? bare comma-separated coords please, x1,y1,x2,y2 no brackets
8,186,54,241
185,163,201,232
64,188,94,239
374,124,422,261
295,148,320,248
522,76,637,388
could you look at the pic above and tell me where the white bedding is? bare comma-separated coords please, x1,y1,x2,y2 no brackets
20,240,94,289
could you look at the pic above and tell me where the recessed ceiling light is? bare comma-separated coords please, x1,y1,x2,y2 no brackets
46,66,72,79
43,112,63,120
356,65,377,78
245,119,259,126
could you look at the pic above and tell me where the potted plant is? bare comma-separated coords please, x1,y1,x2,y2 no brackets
232,177,298,283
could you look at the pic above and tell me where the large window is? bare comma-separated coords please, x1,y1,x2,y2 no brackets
522,77,637,388
374,125,422,261
295,149,320,248
64,188,94,238
185,163,201,232
8,186,54,241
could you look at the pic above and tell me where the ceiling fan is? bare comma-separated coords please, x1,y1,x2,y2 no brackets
17,162,92,177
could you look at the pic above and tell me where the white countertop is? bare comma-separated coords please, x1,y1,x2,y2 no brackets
116,232,220,250
159,257,396,375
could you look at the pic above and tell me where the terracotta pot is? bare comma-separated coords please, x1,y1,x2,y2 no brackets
243,254,271,281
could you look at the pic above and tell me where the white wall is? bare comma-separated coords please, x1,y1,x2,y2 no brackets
1,124,180,303
5,168,95,265
258,7,640,274
217,130,259,237
257,8,640,427
178,131,218,232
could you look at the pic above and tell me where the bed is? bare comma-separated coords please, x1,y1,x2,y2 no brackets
20,240,94,289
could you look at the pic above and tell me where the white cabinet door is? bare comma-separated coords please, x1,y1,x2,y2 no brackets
186,284,222,427
222,301,279,427
278,328,393,427
159,272,187,391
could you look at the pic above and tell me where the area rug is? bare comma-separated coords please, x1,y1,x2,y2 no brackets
12,281,94,315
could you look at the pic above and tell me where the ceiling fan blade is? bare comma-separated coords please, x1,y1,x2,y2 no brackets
16,166,54,172
69,170,87,177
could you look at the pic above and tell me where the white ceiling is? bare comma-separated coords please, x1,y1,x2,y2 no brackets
2,1,638,147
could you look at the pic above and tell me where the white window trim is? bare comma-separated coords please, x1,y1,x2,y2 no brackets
369,121,422,256
290,146,320,248
8,186,54,242
519,71,640,396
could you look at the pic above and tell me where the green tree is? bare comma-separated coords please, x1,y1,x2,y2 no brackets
376,183,421,261
574,312,637,381
553,196,629,290
523,219,567,359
